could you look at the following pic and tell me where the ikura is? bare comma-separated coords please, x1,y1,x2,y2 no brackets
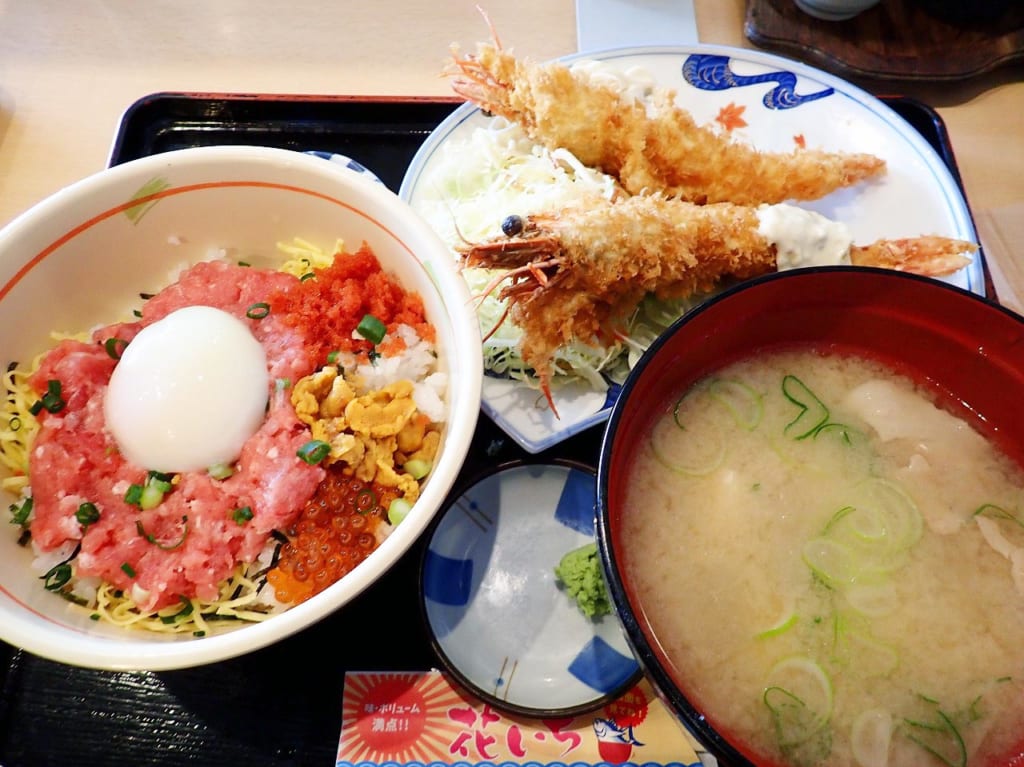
268,468,398,605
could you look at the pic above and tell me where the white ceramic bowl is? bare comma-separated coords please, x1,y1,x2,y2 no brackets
0,145,482,670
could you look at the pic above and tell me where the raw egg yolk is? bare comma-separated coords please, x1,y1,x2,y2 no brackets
104,305,269,473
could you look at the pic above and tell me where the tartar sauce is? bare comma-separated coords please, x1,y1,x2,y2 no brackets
756,203,853,270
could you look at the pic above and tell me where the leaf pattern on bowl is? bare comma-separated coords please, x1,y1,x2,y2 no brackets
124,176,171,223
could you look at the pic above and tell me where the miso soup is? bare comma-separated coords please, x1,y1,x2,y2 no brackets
622,348,1024,767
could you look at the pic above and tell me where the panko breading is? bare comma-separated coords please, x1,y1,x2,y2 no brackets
462,195,976,406
448,41,886,206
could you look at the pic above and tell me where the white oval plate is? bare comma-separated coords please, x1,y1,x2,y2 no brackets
401,44,982,453
421,462,641,716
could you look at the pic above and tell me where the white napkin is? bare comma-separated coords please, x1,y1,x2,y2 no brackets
575,0,699,51
977,203,1024,316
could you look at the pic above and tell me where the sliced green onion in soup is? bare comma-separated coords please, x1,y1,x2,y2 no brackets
782,374,830,440
850,709,893,767
856,478,924,555
843,582,900,618
904,708,967,767
650,394,726,477
802,538,862,586
707,377,763,430
756,611,799,640
841,628,900,677
764,655,834,735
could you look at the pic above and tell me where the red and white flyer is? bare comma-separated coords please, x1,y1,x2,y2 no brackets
336,670,707,766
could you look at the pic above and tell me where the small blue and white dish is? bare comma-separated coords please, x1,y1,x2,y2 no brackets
420,461,641,717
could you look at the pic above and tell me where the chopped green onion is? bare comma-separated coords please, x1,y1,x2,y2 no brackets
275,378,291,392
388,498,412,526
208,463,235,480
782,374,829,440
974,503,1024,528
121,562,137,578
299,272,316,282
327,350,341,364
41,562,72,591
756,611,798,640
104,337,129,360
356,314,387,345
138,483,165,510
232,506,254,525
124,484,143,506
9,415,21,431
136,515,189,550
708,377,763,430
403,459,432,480
237,260,251,267
147,471,173,492
649,412,725,477
904,708,967,767
297,439,331,464
125,472,175,509
75,502,100,528
245,302,270,320
160,596,194,624
30,379,66,415
9,497,33,526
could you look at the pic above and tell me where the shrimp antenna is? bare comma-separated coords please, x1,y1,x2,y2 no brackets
480,302,511,343
475,5,502,50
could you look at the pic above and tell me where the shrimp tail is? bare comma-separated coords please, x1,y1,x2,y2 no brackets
850,236,976,277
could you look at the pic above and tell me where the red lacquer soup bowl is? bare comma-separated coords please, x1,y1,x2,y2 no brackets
597,266,1024,767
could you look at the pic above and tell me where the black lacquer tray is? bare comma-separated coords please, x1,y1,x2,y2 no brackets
0,92,987,767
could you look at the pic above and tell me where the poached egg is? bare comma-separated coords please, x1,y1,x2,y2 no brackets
104,305,270,473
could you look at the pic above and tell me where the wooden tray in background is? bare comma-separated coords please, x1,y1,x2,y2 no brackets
745,0,1024,81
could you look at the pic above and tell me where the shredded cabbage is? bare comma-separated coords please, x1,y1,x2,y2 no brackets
414,117,702,389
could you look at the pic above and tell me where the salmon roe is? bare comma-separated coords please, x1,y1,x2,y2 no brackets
268,467,399,605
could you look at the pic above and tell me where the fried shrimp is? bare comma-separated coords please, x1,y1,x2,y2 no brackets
447,41,887,206
460,195,975,407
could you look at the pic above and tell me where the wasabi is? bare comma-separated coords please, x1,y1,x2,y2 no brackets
554,542,611,618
